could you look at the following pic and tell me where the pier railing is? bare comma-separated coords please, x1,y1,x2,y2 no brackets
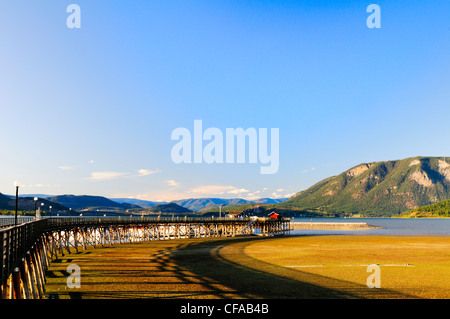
0,216,35,228
0,216,290,299
0,219,48,298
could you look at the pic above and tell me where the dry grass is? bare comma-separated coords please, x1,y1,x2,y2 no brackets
243,235,450,299
45,235,450,299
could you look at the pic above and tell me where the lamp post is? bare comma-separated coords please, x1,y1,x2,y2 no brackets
34,197,38,218
41,203,44,217
49,206,52,218
14,181,19,226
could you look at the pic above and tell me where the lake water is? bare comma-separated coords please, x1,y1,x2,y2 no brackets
290,218,450,236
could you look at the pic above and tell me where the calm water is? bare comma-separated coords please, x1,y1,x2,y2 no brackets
290,218,450,236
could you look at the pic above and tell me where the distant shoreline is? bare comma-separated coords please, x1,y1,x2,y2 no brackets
291,222,383,230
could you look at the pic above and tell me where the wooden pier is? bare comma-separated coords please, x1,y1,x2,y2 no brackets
0,216,290,299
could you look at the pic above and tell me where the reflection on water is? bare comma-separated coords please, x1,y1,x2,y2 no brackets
290,218,450,236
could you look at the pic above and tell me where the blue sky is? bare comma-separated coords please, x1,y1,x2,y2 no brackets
0,1,449,201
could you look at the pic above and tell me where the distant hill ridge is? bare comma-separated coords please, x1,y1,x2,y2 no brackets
171,197,288,212
0,193,68,212
48,195,139,211
279,156,450,216
1,192,288,214
111,197,288,212
145,202,192,214
110,198,168,208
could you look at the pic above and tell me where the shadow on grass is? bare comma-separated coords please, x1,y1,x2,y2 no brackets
45,236,416,299
169,236,416,299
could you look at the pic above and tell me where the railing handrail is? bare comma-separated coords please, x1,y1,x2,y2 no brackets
0,216,35,228
0,219,48,287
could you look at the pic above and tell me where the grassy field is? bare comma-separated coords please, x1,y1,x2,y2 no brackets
45,235,450,299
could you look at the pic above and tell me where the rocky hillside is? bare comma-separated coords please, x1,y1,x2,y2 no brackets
279,156,450,216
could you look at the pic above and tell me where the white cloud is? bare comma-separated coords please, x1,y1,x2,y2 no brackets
244,193,261,201
189,185,235,195
268,191,295,199
226,188,250,195
271,192,287,199
303,167,316,173
137,169,162,176
84,168,161,181
187,185,250,196
124,191,191,202
86,171,128,181
165,180,179,187
89,160,95,164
